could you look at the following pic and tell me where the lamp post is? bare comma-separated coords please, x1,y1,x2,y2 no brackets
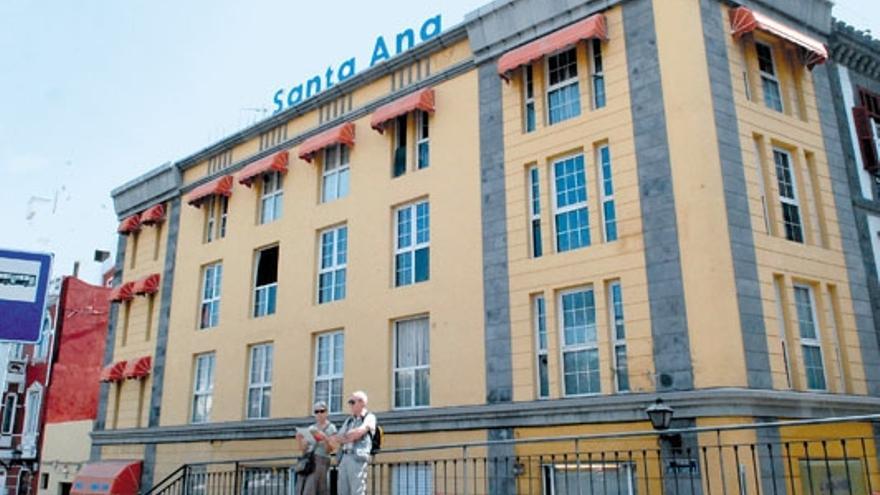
645,398,674,431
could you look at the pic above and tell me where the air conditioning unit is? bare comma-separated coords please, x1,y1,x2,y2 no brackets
6,360,26,385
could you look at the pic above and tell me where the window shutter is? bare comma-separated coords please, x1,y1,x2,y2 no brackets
853,106,879,174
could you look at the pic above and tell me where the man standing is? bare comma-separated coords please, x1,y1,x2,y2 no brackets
332,390,376,495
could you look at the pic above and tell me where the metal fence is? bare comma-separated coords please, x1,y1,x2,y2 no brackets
145,414,880,495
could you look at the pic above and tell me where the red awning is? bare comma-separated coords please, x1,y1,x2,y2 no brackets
99,361,128,382
238,150,290,187
370,88,435,133
108,282,135,303
730,7,827,69
122,356,152,380
117,215,141,235
140,203,166,225
132,273,160,296
71,460,142,495
497,13,607,79
186,175,234,207
297,122,355,163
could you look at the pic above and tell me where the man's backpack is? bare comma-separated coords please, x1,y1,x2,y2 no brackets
370,424,383,455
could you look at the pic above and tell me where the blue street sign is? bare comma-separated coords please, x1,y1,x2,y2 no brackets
0,249,53,343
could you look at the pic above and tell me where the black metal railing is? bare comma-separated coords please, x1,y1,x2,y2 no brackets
144,414,880,495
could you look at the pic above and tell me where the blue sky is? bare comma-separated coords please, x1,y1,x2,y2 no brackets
0,0,877,285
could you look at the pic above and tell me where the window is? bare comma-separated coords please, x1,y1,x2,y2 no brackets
191,353,215,423
542,463,634,495
23,385,42,436
321,144,350,203
259,125,288,151
559,287,599,396
203,196,229,243
533,295,549,399
395,201,430,286
773,149,803,243
253,247,278,318
9,344,23,360
416,111,430,170
1,395,16,435
314,331,344,413
392,464,433,495
528,166,543,258
597,145,617,242
546,48,581,124
35,315,52,361
590,39,606,109
553,154,590,252
393,115,408,177
394,317,430,409
129,232,138,269
259,172,283,224
200,263,222,329
523,65,536,132
608,281,629,392
246,344,273,419
756,43,783,112
794,285,826,391
318,226,347,304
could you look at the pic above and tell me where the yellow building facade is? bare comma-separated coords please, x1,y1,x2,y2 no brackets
93,0,880,493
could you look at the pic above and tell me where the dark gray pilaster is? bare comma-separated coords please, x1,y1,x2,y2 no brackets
141,197,182,490
91,233,128,461
755,418,785,495
662,419,703,495
487,428,516,495
477,61,513,405
700,0,772,389
623,0,694,391
813,65,880,396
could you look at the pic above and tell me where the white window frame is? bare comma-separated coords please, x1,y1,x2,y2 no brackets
392,464,433,495
590,38,605,110
253,247,278,318
551,154,590,253
608,281,629,393
394,200,430,287
528,165,543,258
23,383,42,436
393,316,430,410
545,47,581,125
597,145,617,242
317,225,347,304
794,284,827,391
558,286,600,397
191,353,215,424
1,394,16,435
218,196,228,238
416,110,430,170
872,118,880,160
35,315,52,362
756,42,784,112
533,295,549,399
773,148,804,243
259,172,283,224
314,331,345,414
246,344,273,420
321,144,350,203
200,262,222,329
522,65,536,133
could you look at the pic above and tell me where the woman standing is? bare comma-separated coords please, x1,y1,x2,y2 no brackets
295,401,337,495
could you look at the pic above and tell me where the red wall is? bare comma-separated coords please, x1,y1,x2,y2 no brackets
44,277,111,423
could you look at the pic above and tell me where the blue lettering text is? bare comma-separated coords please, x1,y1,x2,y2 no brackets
370,36,390,67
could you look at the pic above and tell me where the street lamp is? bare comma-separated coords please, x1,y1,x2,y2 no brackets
645,398,674,431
